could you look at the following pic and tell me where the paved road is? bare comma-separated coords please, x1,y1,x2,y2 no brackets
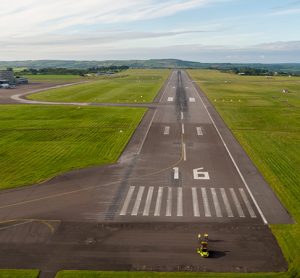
0,70,292,276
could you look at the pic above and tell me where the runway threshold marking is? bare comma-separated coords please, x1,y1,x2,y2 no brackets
120,186,135,216
131,186,145,216
154,187,163,216
230,188,245,217
143,186,154,216
164,126,170,135
177,187,183,216
191,76,268,224
196,127,203,136
211,188,222,217
192,187,200,217
201,187,212,217
220,188,234,217
239,188,257,218
166,187,172,216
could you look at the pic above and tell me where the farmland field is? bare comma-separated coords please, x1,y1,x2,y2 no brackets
0,105,145,190
27,69,170,103
188,70,300,277
23,74,86,83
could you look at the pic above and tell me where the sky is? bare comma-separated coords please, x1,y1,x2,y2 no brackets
0,0,300,63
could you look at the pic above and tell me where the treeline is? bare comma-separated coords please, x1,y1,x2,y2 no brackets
224,67,298,76
18,66,129,76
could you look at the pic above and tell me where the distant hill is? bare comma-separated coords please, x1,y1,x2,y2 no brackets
1,59,300,73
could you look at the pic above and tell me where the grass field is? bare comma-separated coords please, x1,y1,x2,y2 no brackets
0,105,145,190
27,69,170,103
55,270,289,278
23,74,87,83
187,70,300,277
0,269,39,278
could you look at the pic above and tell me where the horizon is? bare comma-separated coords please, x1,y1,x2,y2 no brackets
1,0,300,63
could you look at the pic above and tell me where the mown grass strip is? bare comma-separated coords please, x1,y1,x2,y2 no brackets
0,269,39,278
188,69,300,277
27,69,170,103
0,105,145,190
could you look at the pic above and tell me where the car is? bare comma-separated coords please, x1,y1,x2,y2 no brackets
197,241,209,258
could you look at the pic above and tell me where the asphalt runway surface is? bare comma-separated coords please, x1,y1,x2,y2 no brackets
0,71,293,277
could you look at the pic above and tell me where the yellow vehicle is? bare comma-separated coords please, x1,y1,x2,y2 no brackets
197,241,209,258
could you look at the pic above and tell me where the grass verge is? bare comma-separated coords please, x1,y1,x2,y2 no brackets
0,105,145,190
188,69,300,277
0,269,39,278
27,69,170,103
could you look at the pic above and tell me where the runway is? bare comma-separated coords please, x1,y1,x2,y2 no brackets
0,70,292,276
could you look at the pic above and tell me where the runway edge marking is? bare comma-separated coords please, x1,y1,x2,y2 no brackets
190,72,268,224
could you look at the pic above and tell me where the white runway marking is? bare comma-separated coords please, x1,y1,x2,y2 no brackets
177,187,183,216
131,186,145,216
183,143,187,161
189,97,195,102
230,188,245,217
167,97,173,102
164,126,170,135
196,127,203,136
120,186,135,215
143,186,154,216
211,188,222,217
154,187,163,216
192,187,200,217
166,187,172,216
201,187,211,217
173,167,179,180
239,188,256,218
181,112,184,120
181,123,185,134
220,188,233,217
192,81,267,224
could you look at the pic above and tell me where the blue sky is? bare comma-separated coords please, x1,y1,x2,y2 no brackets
1,0,300,62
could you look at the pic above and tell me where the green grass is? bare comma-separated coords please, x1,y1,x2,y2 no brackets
0,269,39,278
23,74,87,83
0,105,145,190
55,270,289,278
27,69,170,103
187,69,300,277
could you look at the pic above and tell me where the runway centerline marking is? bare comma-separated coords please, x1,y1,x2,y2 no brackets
230,188,245,217
181,123,185,134
173,167,179,180
181,112,184,120
192,187,200,217
131,186,145,216
120,186,135,216
191,74,268,224
239,188,256,218
211,188,222,217
167,97,173,102
189,97,195,102
196,127,203,136
154,187,163,216
220,188,233,217
143,186,154,216
201,187,211,217
183,143,187,161
166,187,172,216
177,187,183,216
164,126,170,135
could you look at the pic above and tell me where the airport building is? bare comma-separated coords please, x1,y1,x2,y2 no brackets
0,69,15,84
